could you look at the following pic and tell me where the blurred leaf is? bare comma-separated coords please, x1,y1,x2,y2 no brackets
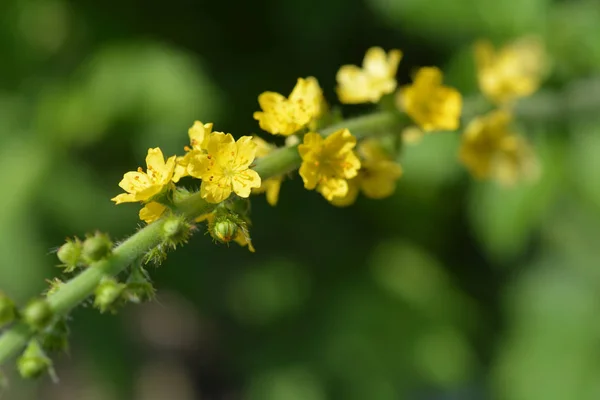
247,366,326,400
493,260,600,400
0,136,52,300
569,118,600,210
227,258,310,325
548,1,600,78
367,0,549,44
35,41,223,150
401,131,462,187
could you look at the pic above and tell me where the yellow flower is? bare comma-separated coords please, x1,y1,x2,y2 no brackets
475,37,546,104
139,202,167,223
330,138,403,206
253,77,324,136
459,110,539,186
298,128,361,201
112,148,176,204
188,132,261,203
251,136,284,206
173,121,213,182
398,67,462,132
336,47,402,104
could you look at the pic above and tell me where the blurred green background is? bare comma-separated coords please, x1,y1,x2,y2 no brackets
2,0,600,399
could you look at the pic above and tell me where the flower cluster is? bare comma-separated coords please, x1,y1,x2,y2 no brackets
111,40,543,253
460,36,546,186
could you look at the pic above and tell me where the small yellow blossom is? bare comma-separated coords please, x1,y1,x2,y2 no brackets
298,128,361,201
398,67,462,132
251,136,284,206
173,121,213,182
112,148,176,204
459,110,539,186
139,202,167,223
336,47,402,104
253,77,324,136
331,138,403,206
188,132,261,203
475,37,546,104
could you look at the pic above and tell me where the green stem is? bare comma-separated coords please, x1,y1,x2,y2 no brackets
0,110,406,367
174,111,404,216
2,74,597,367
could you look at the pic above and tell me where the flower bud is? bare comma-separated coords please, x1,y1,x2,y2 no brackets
17,341,52,379
82,232,113,264
56,238,82,271
125,267,155,303
22,299,53,331
0,292,16,328
163,217,184,239
211,215,238,243
94,278,126,313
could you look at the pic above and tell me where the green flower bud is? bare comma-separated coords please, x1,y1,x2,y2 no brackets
94,278,126,313
172,186,191,203
40,319,69,353
45,278,63,297
211,215,238,243
82,232,113,264
163,217,185,239
161,216,192,252
56,238,82,271
125,266,155,303
22,299,53,331
17,341,52,379
0,292,16,328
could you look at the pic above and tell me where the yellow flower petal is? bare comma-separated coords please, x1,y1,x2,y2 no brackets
232,169,261,198
330,179,360,207
459,110,539,185
336,47,402,104
193,133,261,203
200,179,232,203
264,177,282,206
139,202,167,223
298,129,361,201
254,78,324,136
398,67,462,132
475,36,546,104
188,121,213,151
112,148,176,204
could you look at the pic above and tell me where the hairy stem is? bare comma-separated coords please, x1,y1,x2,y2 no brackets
0,110,405,367
1,75,596,366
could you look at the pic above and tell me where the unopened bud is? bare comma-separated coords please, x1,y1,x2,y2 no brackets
163,218,184,239
94,278,126,313
56,238,82,271
0,292,16,328
211,216,238,243
82,232,112,264
17,341,52,379
22,299,53,331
